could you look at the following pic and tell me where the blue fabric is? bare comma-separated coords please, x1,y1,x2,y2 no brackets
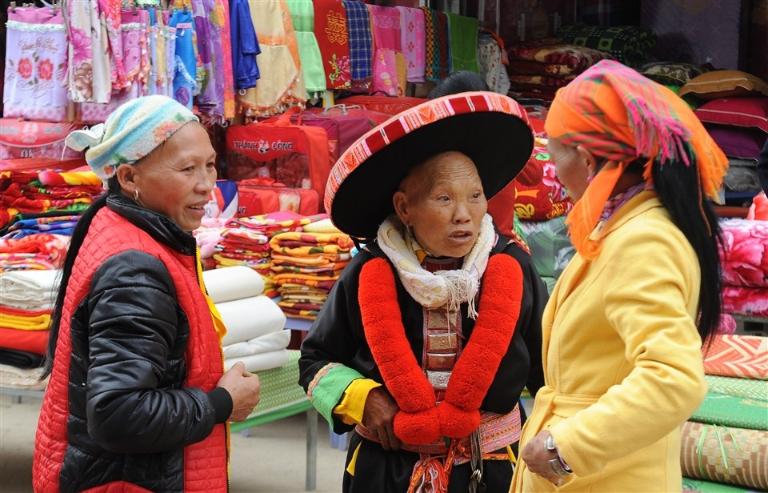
342,0,373,82
169,9,198,108
230,0,261,91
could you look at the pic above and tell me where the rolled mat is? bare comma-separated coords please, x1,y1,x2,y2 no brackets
683,478,759,492
202,266,265,303
681,421,768,490
703,335,767,380
705,375,768,402
691,391,768,431
223,330,291,359
224,349,290,373
218,296,286,346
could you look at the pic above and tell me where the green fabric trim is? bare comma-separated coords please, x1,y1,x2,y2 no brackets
309,364,365,426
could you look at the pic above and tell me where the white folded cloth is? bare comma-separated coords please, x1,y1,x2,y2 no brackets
223,330,291,359
224,349,290,373
0,270,61,311
219,296,286,346
0,363,47,390
203,266,265,303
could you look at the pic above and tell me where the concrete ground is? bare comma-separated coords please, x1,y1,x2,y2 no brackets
0,395,346,493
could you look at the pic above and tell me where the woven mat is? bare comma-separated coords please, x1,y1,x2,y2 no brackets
250,350,307,415
703,335,768,380
681,421,768,490
683,478,758,492
705,376,768,402
691,392,768,431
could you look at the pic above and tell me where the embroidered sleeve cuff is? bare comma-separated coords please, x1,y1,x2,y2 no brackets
306,363,366,426
333,378,382,426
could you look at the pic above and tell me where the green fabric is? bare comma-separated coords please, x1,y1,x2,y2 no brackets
519,216,574,279
683,478,754,492
286,0,327,95
308,363,365,426
705,376,768,402
446,13,479,73
691,391,768,431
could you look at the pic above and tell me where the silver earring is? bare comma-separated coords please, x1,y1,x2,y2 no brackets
133,189,140,202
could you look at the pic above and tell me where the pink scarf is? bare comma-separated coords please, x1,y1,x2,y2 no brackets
367,5,402,96
397,7,425,83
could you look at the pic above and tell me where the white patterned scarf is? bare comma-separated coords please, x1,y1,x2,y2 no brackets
376,214,496,319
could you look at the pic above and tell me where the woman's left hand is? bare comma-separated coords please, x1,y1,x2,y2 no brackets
521,430,567,486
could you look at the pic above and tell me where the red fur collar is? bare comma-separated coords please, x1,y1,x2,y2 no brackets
358,254,524,444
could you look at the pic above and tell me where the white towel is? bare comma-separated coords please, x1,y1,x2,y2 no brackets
223,330,291,359
219,296,286,346
0,270,61,310
224,349,290,373
203,266,265,303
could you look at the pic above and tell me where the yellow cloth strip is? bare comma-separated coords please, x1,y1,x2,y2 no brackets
346,443,362,476
333,378,382,426
0,313,51,330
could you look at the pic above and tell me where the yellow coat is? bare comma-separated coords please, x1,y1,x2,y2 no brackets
511,192,707,492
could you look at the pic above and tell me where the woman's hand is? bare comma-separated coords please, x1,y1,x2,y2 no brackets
521,430,567,486
362,387,401,451
217,362,261,422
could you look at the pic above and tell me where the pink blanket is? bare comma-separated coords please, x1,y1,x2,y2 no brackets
719,219,768,288
723,287,768,317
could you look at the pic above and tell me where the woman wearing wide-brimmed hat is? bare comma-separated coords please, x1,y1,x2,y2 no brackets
299,92,547,493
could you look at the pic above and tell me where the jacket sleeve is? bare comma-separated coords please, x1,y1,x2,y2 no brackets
549,226,707,477
85,250,231,454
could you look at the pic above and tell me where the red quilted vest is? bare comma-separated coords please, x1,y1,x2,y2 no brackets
33,207,227,492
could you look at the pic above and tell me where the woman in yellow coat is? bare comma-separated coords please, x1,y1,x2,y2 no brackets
511,60,729,492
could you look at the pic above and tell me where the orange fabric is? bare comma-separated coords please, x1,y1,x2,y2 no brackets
545,60,728,260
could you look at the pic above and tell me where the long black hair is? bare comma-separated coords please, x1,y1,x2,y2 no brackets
42,178,121,377
651,155,722,344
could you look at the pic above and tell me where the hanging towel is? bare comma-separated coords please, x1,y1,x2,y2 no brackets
342,0,373,91
368,4,403,96
286,0,327,96
314,0,352,90
446,13,478,73
169,8,198,108
397,7,426,83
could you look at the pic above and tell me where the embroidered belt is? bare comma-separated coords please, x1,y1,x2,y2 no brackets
355,404,522,459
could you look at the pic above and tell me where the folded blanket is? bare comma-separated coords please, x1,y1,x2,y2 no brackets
0,234,68,262
202,266,265,303
0,269,60,310
722,287,768,318
683,478,759,492
692,391,768,430
213,254,271,272
233,212,310,235
218,296,287,346
272,274,338,290
269,232,353,256
703,335,768,380
720,219,768,289
222,330,291,359
508,74,576,89
302,217,340,234
0,348,44,368
0,327,48,354
280,308,320,320
681,421,768,490
271,253,351,266
224,349,290,372
507,60,578,77
278,300,324,312
0,363,47,390
37,169,101,187
705,375,768,401
507,41,610,70
0,311,51,331
271,264,347,275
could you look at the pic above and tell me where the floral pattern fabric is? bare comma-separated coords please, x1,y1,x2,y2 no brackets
368,4,403,96
314,0,352,90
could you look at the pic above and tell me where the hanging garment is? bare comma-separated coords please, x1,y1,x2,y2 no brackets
478,33,510,95
367,4,403,96
342,0,372,92
169,8,198,108
313,0,352,90
422,7,438,81
446,13,479,73
397,6,425,83
214,0,236,119
99,0,128,92
190,0,216,112
147,7,160,95
286,0,326,97
230,0,260,91
3,7,68,122
71,0,111,103
435,10,450,79
163,13,177,98
239,0,305,119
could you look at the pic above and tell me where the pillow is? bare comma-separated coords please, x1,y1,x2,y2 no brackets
695,98,768,133
679,71,768,99
641,62,705,86
705,124,767,159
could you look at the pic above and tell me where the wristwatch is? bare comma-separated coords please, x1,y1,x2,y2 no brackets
545,434,573,475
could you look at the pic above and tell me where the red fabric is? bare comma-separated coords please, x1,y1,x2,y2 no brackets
511,147,573,221
696,97,768,133
335,95,426,115
33,208,227,493
722,287,768,318
0,326,48,354
358,254,523,444
236,182,320,216
703,334,768,379
314,0,352,89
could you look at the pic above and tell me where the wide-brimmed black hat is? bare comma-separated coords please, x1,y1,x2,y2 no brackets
324,92,534,239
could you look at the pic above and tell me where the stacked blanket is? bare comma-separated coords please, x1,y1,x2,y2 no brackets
202,266,290,373
270,230,353,320
682,334,768,490
0,269,60,374
719,219,768,318
0,234,69,272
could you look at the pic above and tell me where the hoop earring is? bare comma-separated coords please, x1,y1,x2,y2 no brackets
133,189,140,202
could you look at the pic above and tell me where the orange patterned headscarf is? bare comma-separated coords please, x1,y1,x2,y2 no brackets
545,60,728,259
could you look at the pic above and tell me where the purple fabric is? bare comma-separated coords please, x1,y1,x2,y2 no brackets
706,124,767,160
